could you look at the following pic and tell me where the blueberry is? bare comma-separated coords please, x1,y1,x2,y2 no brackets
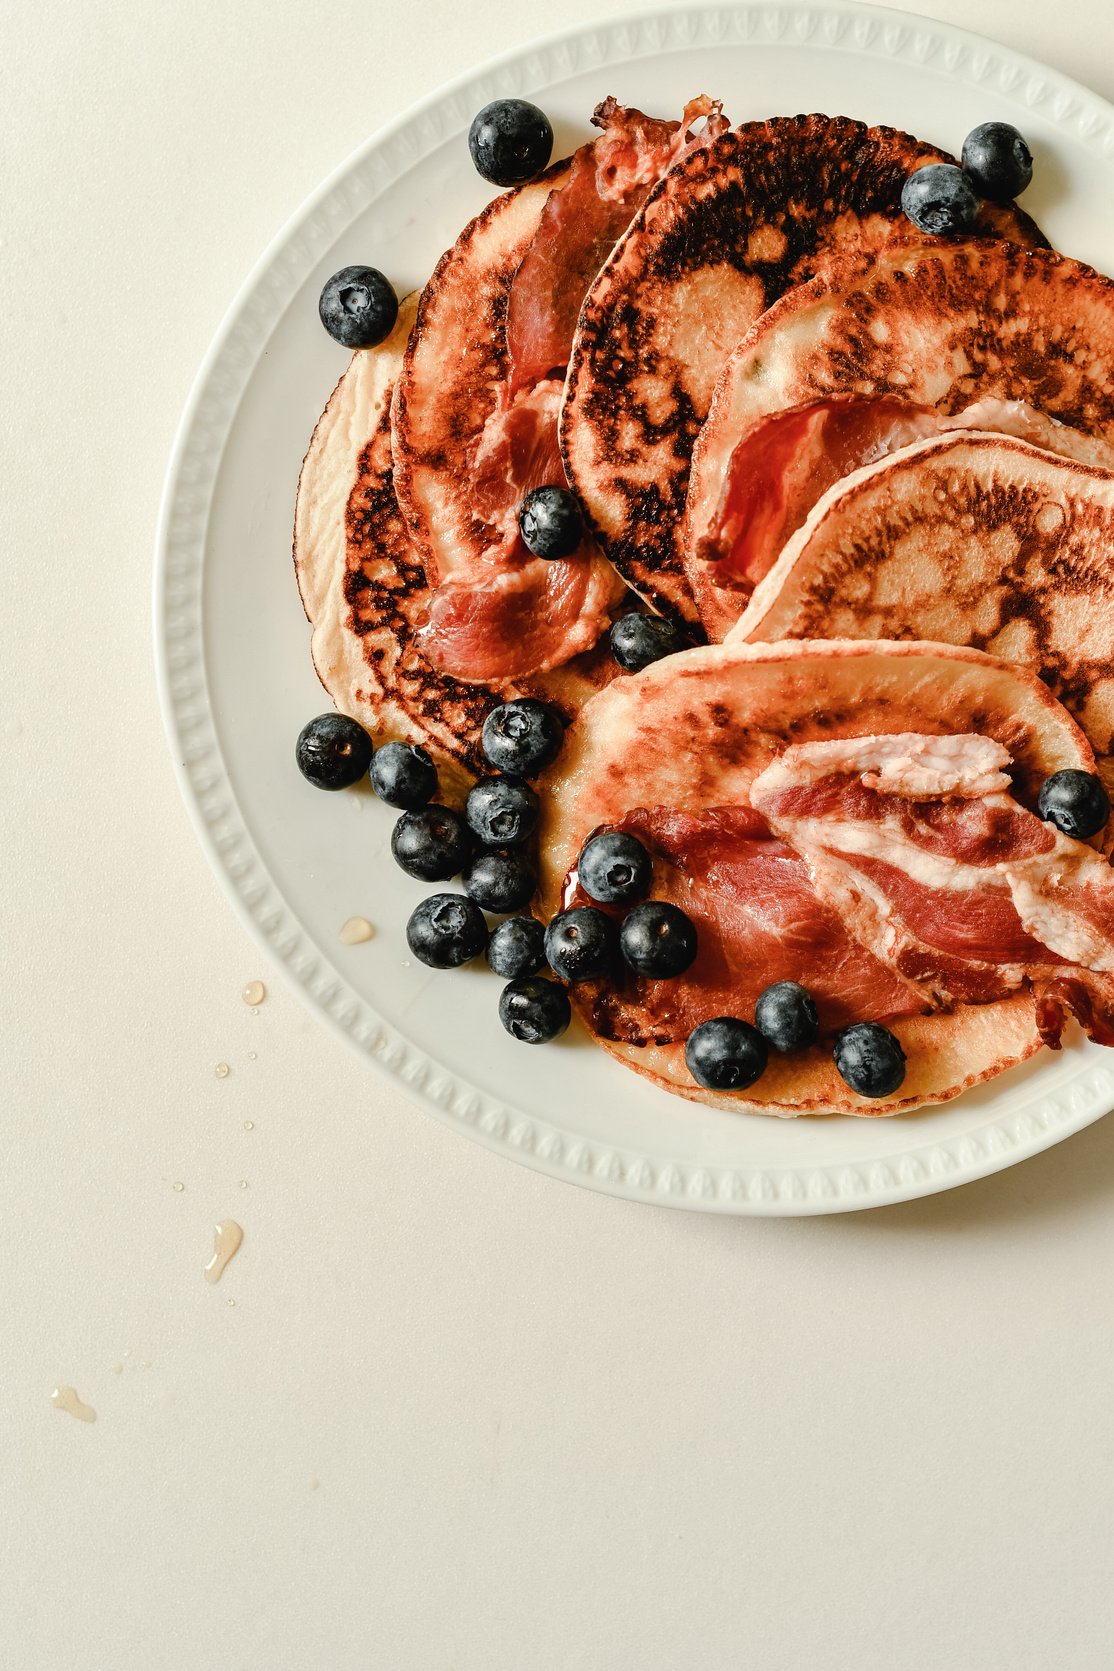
465,848,536,914
754,981,820,1053
833,1022,907,1098
465,776,539,847
468,98,553,187
609,611,690,672
685,1017,768,1091
295,712,373,790
481,698,564,776
962,122,1033,202
487,915,547,979
370,741,438,809
519,485,583,559
406,893,488,969
1037,769,1111,840
619,901,698,979
577,831,652,905
498,976,571,1044
900,163,980,237
544,907,617,983
318,265,398,349
391,805,471,881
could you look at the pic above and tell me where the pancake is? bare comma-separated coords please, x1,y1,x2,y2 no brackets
292,296,615,796
560,115,1045,630
729,433,1114,788
538,639,1095,1117
390,97,727,686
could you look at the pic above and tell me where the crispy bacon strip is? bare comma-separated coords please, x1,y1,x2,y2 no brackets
565,805,928,1046
751,735,1114,1045
417,545,619,684
697,395,1114,598
697,397,939,591
470,379,579,539
418,380,624,683
1036,979,1114,1049
507,96,727,391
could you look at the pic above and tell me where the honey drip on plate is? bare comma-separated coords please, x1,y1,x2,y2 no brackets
51,1386,96,1423
204,1219,244,1284
242,980,266,1006
339,916,375,945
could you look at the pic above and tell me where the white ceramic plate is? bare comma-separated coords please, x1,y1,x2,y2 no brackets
155,0,1114,1215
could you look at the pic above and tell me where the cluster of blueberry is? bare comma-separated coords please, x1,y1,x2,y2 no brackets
292,701,908,1096
293,698,564,1041
689,999,908,1101
901,121,1034,239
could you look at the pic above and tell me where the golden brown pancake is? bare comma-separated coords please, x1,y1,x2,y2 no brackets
538,639,1094,1116
560,116,1045,630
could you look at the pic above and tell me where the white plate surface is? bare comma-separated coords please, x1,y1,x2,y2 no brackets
155,0,1114,1214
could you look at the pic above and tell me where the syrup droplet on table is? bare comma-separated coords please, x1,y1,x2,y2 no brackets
214,1062,230,1080
243,1120,254,1131
51,1386,96,1423
247,1051,257,1062
173,1181,185,1193
339,916,375,945
242,981,266,1007
204,1220,244,1285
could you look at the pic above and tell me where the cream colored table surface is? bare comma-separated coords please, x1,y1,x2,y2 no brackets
5,1,1114,1666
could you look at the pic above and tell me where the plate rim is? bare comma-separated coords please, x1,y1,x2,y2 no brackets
154,0,1114,1216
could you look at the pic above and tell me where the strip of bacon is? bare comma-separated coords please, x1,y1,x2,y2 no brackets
697,395,1114,597
506,96,727,392
471,379,581,538
419,379,625,683
417,544,619,684
1036,979,1114,1049
697,397,939,590
565,805,929,1046
750,735,1114,1043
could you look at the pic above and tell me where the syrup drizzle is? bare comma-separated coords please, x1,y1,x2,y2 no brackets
51,1386,96,1423
204,1220,244,1285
